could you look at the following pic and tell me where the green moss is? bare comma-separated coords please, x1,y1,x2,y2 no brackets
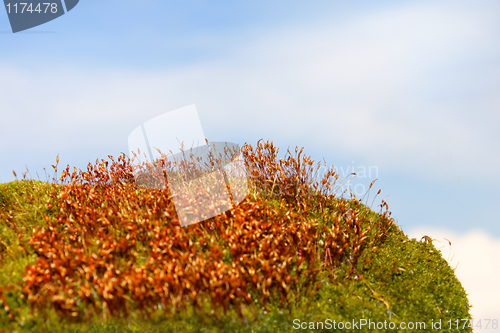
0,180,471,333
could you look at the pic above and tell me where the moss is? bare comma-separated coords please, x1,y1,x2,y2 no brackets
0,177,471,333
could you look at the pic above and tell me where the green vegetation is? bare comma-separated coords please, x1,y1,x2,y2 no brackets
0,142,471,332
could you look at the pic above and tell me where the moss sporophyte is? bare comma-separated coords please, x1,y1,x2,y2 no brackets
0,140,471,333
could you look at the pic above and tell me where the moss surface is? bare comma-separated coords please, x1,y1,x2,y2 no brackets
0,176,471,333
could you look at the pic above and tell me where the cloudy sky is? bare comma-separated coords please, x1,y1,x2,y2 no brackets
1,0,499,325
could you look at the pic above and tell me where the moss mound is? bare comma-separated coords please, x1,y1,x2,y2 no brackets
0,141,471,332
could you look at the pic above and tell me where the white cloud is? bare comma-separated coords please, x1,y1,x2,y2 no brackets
1,1,499,188
407,227,500,328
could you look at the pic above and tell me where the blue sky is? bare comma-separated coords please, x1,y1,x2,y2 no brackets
1,0,499,235
1,0,500,323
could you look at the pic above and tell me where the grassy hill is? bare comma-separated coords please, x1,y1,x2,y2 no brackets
0,141,471,332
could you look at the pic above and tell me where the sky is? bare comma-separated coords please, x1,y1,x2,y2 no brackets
1,0,499,325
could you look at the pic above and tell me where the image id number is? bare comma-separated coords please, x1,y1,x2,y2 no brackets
6,3,58,14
